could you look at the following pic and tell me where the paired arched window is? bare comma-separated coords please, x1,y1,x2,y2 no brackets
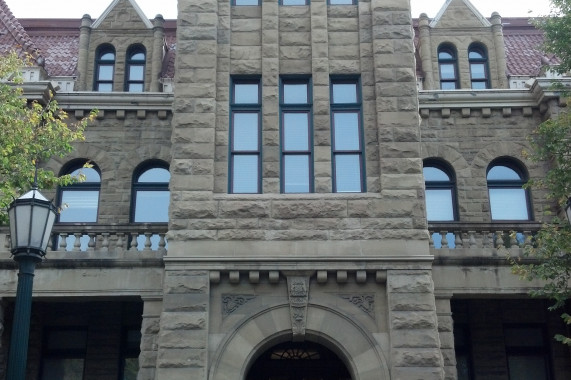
125,45,146,92
94,44,115,92
131,162,170,223
469,44,490,89
438,44,459,90
58,162,101,223
487,159,530,220
423,160,458,221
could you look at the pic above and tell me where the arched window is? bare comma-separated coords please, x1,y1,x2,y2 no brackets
438,44,459,90
125,45,146,92
469,44,490,89
58,162,101,223
94,44,115,92
131,162,170,223
423,160,458,221
487,159,531,220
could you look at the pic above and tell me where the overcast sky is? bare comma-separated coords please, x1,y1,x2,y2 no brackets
5,0,553,19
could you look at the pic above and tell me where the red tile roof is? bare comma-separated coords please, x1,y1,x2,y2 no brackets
0,0,40,59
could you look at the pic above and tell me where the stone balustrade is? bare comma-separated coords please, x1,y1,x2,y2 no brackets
0,224,168,259
429,222,542,258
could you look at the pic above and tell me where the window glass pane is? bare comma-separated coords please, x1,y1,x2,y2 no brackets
284,155,310,193
329,0,353,3
487,166,522,180
335,154,361,192
128,83,144,92
283,113,309,151
233,113,259,150
123,358,139,380
130,52,145,61
469,50,484,59
59,191,99,222
507,356,548,380
470,63,486,79
134,191,170,222
129,65,144,81
505,327,544,347
423,167,450,181
333,112,360,150
41,358,85,380
234,83,259,103
283,83,308,104
440,64,456,79
471,81,487,90
332,83,358,103
100,52,114,60
425,189,454,221
97,83,112,92
456,355,471,380
282,0,307,4
439,51,453,60
489,188,529,220
98,65,114,81
138,168,170,183
69,168,100,182
441,82,457,90
232,155,259,193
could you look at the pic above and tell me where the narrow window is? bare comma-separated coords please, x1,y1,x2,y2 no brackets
233,0,260,5
423,160,457,221
230,77,262,193
504,325,551,380
280,77,312,193
487,159,531,220
281,0,308,4
125,45,146,92
469,44,490,89
58,163,101,223
328,0,356,4
331,77,365,192
438,44,459,90
94,44,115,92
131,163,170,223
40,328,87,380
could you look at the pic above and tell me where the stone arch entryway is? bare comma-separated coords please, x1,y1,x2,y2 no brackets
245,340,352,380
209,304,390,380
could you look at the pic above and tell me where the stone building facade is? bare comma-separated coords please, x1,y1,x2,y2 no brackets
0,0,570,379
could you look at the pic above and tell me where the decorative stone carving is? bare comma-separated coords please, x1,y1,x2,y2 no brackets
340,294,375,319
222,294,255,317
287,276,310,341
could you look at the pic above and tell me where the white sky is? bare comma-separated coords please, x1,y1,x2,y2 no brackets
5,0,553,19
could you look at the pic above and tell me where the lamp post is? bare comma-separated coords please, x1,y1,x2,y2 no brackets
6,187,57,380
565,197,571,227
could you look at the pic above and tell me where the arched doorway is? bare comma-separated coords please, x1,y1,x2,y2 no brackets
246,341,352,380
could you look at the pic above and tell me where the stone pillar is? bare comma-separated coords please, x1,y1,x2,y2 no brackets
155,269,209,379
436,295,458,380
418,13,435,90
150,15,165,92
387,270,444,380
77,14,92,91
138,297,162,380
491,12,509,89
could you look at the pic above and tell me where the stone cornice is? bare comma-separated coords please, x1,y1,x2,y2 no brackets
53,91,173,112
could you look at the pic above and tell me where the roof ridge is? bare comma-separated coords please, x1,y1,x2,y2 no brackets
0,0,40,58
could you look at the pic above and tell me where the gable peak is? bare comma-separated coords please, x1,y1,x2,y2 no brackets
430,0,493,28
92,0,153,29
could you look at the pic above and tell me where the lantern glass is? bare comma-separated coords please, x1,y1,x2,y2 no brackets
8,189,57,256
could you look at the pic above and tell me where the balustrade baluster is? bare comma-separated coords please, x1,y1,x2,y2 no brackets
158,233,167,254
455,232,463,249
143,232,152,251
87,233,96,251
468,231,477,248
495,231,504,248
59,233,68,251
115,233,125,252
441,231,449,249
429,232,435,249
101,233,109,252
129,232,139,252
73,233,82,251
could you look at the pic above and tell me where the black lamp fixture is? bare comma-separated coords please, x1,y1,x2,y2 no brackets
6,185,57,380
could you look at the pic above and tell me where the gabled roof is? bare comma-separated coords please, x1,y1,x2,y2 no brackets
0,0,39,58
92,0,153,29
430,0,492,28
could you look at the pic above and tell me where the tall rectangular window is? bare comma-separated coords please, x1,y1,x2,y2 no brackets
230,78,262,193
280,77,313,193
330,77,365,192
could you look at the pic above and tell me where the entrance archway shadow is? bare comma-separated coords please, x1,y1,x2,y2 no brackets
209,304,390,380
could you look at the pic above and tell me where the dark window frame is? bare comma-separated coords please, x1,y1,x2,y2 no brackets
119,326,142,380
229,76,263,194
330,75,366,193
39,327,88,380
280,76,314,193
438,44,459,90
453,323,474,380
124,44,146,92
486,158,532,221
94,44,115,92
468,43,490,89
57,160,101,224
130,160,170,223
423,159,459,221
503,324,553,380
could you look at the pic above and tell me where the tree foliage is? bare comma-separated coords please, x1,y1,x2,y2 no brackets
536,0,571,74
511,110,571,344
0,52,95,223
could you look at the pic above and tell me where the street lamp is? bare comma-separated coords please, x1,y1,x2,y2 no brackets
565,196,571,226
6,186,57,380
